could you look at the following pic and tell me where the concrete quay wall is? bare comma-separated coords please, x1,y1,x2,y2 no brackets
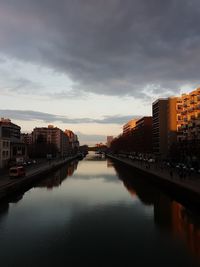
107,154,200,206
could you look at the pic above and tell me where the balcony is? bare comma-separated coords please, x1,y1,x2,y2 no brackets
181,125,188,129
196,120,200,127
177,120,183,125
188,123,194,128
196,105,200,110
188,107,194,113
181,111,187,115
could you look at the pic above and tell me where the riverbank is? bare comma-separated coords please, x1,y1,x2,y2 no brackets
0,155,78,201
107,154,200,205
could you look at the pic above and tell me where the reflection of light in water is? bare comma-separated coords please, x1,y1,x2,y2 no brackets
107,160,114,168
35,161,78,190
59,177,136,206
171,202,200,263
76,160,116,176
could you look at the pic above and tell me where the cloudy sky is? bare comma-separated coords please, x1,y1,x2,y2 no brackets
0,0,199,144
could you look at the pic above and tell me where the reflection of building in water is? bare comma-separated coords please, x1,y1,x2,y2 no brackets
154,195,172,229
36,161,78,189
154,196,200,263
114,161,200,263
8,193,24,203
121,179,136,198
107,160,114,168
171,203,200,263
114,163,158,205
0,203,9,225
67,162,78,176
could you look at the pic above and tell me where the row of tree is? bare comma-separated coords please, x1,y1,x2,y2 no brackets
110,133,152,154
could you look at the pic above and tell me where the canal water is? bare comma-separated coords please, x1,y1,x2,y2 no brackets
0,152,200,266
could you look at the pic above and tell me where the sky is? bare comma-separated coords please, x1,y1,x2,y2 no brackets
0,0,200,144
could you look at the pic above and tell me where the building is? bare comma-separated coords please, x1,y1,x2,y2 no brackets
152,88,200,159
152,98,177,158
0,135,10,169
0,118,27,168
132,116,153,153
21,133,33,145
107,136,114,148
64,130,79,153
32,125,70,158
176,88,200,142
123,119,137,135
152,99,168,157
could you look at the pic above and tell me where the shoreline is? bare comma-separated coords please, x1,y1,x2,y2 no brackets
107,154,200,206
0,156,78,201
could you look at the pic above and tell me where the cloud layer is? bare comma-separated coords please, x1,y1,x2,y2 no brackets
0,0,200,98
0,109,138,125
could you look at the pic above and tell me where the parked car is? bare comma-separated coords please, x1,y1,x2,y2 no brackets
9,166,26,178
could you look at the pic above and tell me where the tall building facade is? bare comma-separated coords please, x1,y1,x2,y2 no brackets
64,130,79,153
176,88,200,142
132,116,153,153
152,98,177,158
0,118,27,168
123,119,137,135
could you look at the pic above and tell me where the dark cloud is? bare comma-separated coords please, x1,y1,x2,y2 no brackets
0,0,200,97
0,109,139,125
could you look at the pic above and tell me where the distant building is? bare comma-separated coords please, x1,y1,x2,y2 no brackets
95,142,105,148
0,118,27,168
64,130,79,153
32,125,70,157
107,136,114,148
123,119,137,135
21,133,33,145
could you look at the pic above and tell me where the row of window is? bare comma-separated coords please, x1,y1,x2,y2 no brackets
2,150,9,158
2,141,9,148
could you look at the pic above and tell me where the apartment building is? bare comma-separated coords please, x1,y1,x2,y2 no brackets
32,125,70,157
21,133,33,145
64,130,79,152
0,138,10,168
176,88,200,142
132,116,153,153
0,118,27,168
152,98,177,158
123,119,137,135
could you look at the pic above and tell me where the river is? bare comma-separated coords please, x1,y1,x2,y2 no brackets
0,152,199,266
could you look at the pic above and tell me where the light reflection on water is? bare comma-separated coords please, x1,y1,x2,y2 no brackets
0,152,199,266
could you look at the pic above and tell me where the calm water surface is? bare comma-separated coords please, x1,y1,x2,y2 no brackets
0,152,200,266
